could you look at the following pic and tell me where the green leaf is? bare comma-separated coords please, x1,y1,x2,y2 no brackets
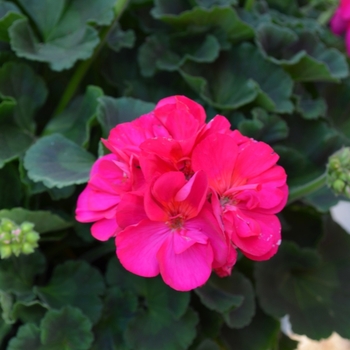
107,260,190,319
195,339,220,350
40,306,93,350
0,163,22,208
97,96,155,136
7,323,42,350
43,86,103,146
0,208,71,233
92,287,138,350
238,108,289,143
0,290,14,324
0,251,46,300
138,34,220,77
12,300,48,324
0,62,48,131
0,1,24,42
181,43,293,112
195,272,255,328
0,124,34,168
296,95,326,120
125,308,198,350
9,0,117,70
0,313,11,345
221,308,280,350
195,0,237,8
276,333,299,350
107,24,135,52
151,5,254,44
36,260,105,324
255,242,340,340
24,133,96,188
9,19,99,71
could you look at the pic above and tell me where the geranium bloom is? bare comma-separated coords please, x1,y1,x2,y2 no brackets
76,95,288,291
330,0,350,55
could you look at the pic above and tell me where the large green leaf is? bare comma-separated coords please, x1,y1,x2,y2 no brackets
24,133,96,188
195,272,255,328
7,323,42,350
43,86,103,146
255,241,341,340
92,287,138,350
0,251,46,300
256,24,348,81
35,260,105,324
151,5,254,44
97,96,155,136
9,0,117,70
40,306,94,350
0,1,24,42
0,207,71,233
0,62,48,131
107,23,135,52
180,43,294,112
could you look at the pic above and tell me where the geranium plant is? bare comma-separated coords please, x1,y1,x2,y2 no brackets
0,0,350,349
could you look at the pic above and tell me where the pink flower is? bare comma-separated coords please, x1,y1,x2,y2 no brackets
192,133,287,261
330,0,350,55
115,171,228,291
76,95,288,291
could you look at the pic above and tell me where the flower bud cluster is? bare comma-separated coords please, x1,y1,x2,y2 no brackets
327,147,350,198
0,219,40,259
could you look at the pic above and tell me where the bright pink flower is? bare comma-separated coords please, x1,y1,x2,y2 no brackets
192,132,287,261
116,171,228,291
330,0,350,55
76,95,289,291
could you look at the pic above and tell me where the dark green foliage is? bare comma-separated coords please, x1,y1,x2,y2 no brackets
0,0,350,348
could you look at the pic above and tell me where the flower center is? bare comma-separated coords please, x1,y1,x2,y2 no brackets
167,216,184,230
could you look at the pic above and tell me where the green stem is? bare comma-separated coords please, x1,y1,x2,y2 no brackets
244,0,255,10
287,173,327,205
54,0,130,115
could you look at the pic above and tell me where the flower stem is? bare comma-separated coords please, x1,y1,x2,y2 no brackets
287,173,327,205
244,0,255,10
54,0,130,115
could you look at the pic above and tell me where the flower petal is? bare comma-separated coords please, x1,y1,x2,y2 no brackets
116,220,169,277
157,234,213,291
91,218,119,241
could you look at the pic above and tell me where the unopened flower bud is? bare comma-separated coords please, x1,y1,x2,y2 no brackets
0,218,40,259
327,147,350,198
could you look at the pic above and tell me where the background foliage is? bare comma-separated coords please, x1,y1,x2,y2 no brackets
0,0,349,349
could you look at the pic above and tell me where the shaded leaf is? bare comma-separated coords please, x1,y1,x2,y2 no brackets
97,96,155,136
255,242,340,339
36,260,105,324
0,124,34,168
221,308,280,350
92,287,138,350
40,306,93,350
44,86,103,146
0,62,48,131
138,34,220,77
12,300,48,324
151,5,254,43
238,108,289,143
0,313,11,345
108,24,135,52
7,323,41,350
125,308,198,350
0,251,46,300
296,95,326,120
24,133,96,188
181,43,293,112
195,339,220,350
0,207,72,233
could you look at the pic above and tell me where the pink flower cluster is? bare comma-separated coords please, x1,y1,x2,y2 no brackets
76,96,288,291
331,0,350,55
